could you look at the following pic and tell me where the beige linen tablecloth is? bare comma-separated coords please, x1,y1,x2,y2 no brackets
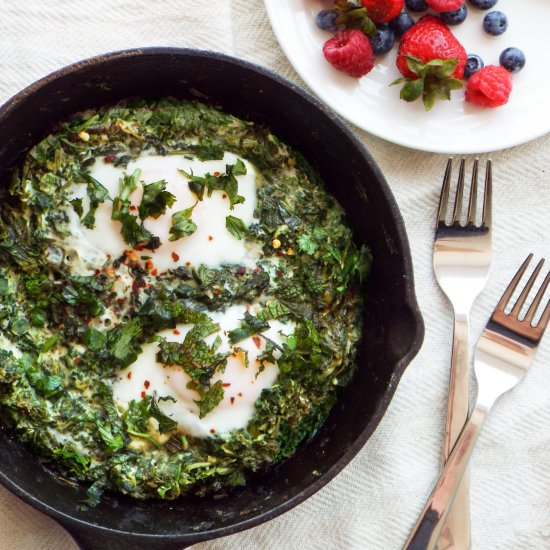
1,1,550,548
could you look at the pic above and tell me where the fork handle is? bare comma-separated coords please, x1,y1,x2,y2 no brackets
403,404,488,550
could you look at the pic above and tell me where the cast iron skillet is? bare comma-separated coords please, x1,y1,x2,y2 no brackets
0,48,423,549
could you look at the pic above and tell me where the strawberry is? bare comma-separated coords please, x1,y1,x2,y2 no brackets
323,29,375,78
426,0,464,11
360,0,405,23
465,65,512,108
393,15,467,109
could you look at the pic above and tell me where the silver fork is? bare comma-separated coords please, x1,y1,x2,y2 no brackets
405,253,550,550
433,158,492,549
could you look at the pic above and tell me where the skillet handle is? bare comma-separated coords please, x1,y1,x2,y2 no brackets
65,524,194,550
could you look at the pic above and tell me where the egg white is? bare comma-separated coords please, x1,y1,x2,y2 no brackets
112,304,294,438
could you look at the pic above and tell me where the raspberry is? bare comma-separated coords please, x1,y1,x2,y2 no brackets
323,30,375,78
426,0,464,12
465,65,512,108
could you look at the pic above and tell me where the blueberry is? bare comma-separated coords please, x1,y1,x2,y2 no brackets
389,13,415,38
440,4,468,25
499,47,526,73
370,25,395,55
468,0,498,9
483,11,508,35
464,54,484,78
405,0,428,12
316,10,339,32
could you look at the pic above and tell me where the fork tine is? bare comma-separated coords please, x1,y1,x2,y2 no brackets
467,158,479,224
525,269,550,324
535,295,550,333
482,160,492,227
510,258,544,318
437,158,453,225
493,254,534,315
452,158,466,223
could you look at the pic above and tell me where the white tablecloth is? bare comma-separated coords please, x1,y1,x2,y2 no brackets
1,1,550,548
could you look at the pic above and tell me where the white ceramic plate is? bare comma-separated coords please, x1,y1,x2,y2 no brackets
265,0,550,153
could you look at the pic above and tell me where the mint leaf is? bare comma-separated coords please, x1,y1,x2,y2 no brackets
225,215,247,240
83,326,106,351
195,379,224,418
227,312,270,345
257,300,291,321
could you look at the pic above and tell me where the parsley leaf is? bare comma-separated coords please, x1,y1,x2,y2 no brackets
169,204,197,241
225,215,247,240
107,318,142,367
83,327,106,351
138,179,176,220
112,170,159,250
81,173,110,229
179,159,247,209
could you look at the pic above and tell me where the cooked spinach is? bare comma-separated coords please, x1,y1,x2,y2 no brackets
0,99,371,502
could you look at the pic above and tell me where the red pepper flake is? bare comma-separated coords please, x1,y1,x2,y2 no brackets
151,268,158,276
222,383,231,388
276,250,283,257
135,245,144,252
185,261,191,267
144,380,150,389
95,269,101,275
172,252,180,262
252,335,261,349
245,304,251,312
107,254,112,259
141,390,146,398
236,266,246,275
127,372,133,380
224,330,227,336
160,271,167,276
230,397,235,405
222,193,227,199
173,329,181,336
213,171,221,177
104,154,116,163
129,205,137,211
275,270,284,278
117,298,125,306
74,357,81,365
145,259,154,270
208,235,213,241
253,266,261,273
213,288,221,296
238,392,243,397
210,428,216,434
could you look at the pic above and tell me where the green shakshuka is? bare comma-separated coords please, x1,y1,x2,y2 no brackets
0,99,371,502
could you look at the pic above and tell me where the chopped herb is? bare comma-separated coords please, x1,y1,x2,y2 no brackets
169,204,197,241
227,312,270,345
225,215,248,240
179,159,246,209
138,179,176,220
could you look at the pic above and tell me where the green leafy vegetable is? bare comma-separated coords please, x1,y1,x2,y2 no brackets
169,204,197,241
107,318,142,367
227,312,270,345
225,215,247,240
138,179,176,219
179,159,247,209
